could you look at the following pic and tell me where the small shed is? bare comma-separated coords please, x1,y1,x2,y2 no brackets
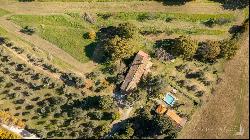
155,104,167,115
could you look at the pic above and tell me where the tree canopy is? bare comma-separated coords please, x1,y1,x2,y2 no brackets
197,40,221,61
96,22,140,62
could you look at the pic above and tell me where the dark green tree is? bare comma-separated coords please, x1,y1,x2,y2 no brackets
139,74,167,98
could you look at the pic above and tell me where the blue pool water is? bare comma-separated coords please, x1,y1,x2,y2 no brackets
164,94,175,106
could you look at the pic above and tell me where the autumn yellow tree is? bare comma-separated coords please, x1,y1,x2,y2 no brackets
0,127,21,139
0,111,25,128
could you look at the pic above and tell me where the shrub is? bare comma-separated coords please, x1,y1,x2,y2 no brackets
203,18,231,27
97,13,113,19
88,111,103,120
137,13,158,22
25,105,34,110
86,31,96,40
5,41,14,47
186,71,204,79
98,96,114,110
195,90,205,97
16,64,26,71
14,99,25,104
12,46,24,54
175,64,189,72
202,80,212,86
95,123,111,138
177,80,188,87
162,0,194,6
155,47,175,61
0,37,7,45
165,17,174,22
203,18,216,27
60,73,85,88
42,63,59,73
20,26,35,35
85,71,100,80
229,24,246,38
111,111,120,121
18,0,34,1
187,85,198,92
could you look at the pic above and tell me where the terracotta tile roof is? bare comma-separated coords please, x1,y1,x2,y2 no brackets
137,50,149,58
155,104,167,114
166,109,187,127
121,51,152,93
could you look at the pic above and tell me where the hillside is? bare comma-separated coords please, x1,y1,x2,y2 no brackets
0,0,249,139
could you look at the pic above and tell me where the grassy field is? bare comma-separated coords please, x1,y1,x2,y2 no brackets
0,25,85,75
0,8,10,17
69,11,232,35
9,9,237,62
10,15,93,62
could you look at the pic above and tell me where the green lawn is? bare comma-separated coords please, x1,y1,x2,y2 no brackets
95,12,236,22
10,15,94,63
68,12,231,36
9,11,237,62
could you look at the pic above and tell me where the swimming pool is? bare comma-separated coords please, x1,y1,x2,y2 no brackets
164,93,175,106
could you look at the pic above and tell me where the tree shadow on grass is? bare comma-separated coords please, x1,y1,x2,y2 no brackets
156,0,194,6
210,0,249,10
84,41,108,64
85,42,96,59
